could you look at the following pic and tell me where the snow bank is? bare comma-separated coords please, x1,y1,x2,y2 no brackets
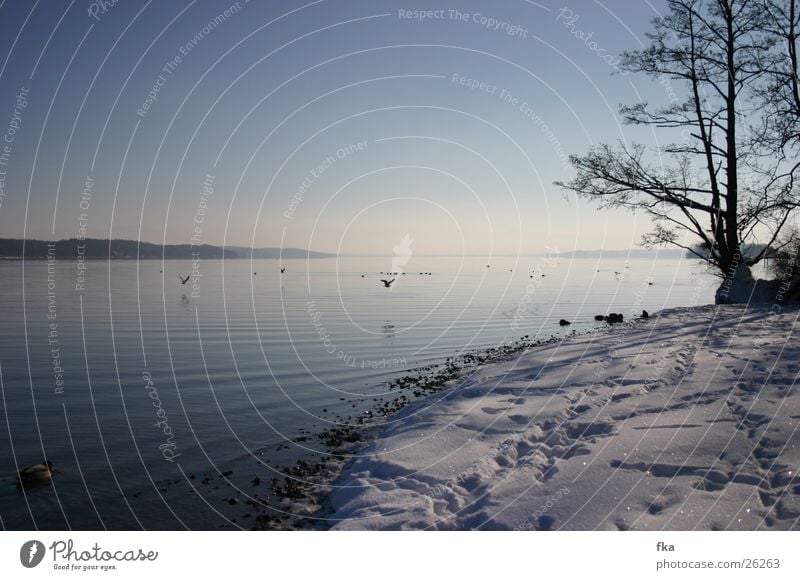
328,305,800,530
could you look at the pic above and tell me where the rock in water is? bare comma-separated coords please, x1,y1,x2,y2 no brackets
17,461,53,489
559,319,571,326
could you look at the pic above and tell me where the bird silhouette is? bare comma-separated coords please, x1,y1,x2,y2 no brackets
380,278,395,288
178,275,190,285
280,267,286,274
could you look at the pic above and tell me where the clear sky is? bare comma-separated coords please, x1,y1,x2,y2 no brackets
0,0,676,255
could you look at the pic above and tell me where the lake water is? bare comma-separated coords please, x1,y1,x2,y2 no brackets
0,255,717,529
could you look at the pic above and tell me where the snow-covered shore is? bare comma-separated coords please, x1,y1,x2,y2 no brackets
327,305,800,530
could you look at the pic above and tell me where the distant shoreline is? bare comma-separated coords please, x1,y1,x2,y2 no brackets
0,256,335,261
0,238,335,260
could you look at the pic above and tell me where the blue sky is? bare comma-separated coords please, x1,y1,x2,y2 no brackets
0,0,676,255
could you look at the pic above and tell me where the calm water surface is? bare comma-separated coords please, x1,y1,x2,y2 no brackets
0,255,716,529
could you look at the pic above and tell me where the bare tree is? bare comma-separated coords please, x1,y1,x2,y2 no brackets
556,0,800,303
757,0,800,149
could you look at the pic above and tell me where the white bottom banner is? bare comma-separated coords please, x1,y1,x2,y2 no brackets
0,531,797,579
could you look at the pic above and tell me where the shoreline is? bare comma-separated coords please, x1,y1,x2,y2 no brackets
316,304,800,531
256,313,654,530
253,329,575,529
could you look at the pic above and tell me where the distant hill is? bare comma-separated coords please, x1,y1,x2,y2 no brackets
223,245,333,259
557,246,772,260
557,249,687,259
0,238,334,260
686,243,771,260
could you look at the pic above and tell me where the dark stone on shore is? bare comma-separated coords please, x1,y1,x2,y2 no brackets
594,315,605,321
641,310,649,319
16,461,54,490
559,319,571,326
537,515,556,531
605,313,624,324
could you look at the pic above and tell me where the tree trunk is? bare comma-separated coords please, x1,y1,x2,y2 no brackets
716,262,753,303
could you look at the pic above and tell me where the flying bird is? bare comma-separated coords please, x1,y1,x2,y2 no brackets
380,278,395,288
178,275,190,285
280,267,286,274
